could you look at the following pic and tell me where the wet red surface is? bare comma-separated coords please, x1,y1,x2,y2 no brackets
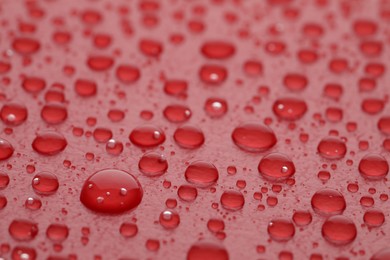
0,0,389,259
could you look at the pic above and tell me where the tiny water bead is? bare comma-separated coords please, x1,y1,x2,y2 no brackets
116,65,140,83
173,125,205,149
311,189,346,215
204,98,228,118
41,103,68,124
119,222,138,238
80,169,143,214
129,125,165,148
187,242,229,260
363,209,385,227
8,219,38,241
185,161,219,187
321,215,357,245
138,152,168,177
273,98,307,120
0,138,14,161
0,103,28,126
199,65,227,85
46,224,69,242
358,154,389,180
159,210,180,229
267,219,295,241
258,153,295,181
317,137,347,159
201,41,235,59
220,190,245,210
32,172,59,195
74,79,97,97
163,104,192,123
32,132,67,155
232,123,277,152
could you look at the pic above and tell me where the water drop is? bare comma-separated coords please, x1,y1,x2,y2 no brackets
358,154,388,180
174,125,205,149
317,137,346,159
273,98,307,120
0,103,28,126
32,172,59,195
258,153,295,181
267,219,295,241
185,161,219,187
74,79,97,97
116,65,140,83
311,189,346,215
201,41,235,59
9,219,38,241
177,185,198,202
129,125,165,148
232,123,277,152
321,215,357,245
0,138,14,160
41,103,67,124
199,65,227,85
159,210,180,229
138,152,168,177
119,222,138,238
87,56,114,71
163,105,192,123
80,169,143,214
220,190,244,210
32,132,67,155
187,242,229,260
46,224,69,242
12,38,40,55
204,98,228,118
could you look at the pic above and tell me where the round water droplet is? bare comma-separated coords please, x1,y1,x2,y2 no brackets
25,197,42,210
0,103,28,126
201,41,235,59
292,211,312,226
187,242,229,260
317,137,346,159
232,123,277,152
32,172,59,195
74,79,97,97
164,80,188,98
119,222,138,238
0,138,14,161
159,210,180,229
46,224,69,242
363,209,385,227
32,132,67,155
358,154,388,180
129,125,165,148
321,215,357,245
204,98,228,118
258,153,295,181
273,98,307,120
114,65,140,84
105,139,123,155
177,185,198,202
220,190,244,210
207,219,225,233
362,98,384,114
243,60,263,76
185,161,219,187
174,125,205,149
138,152,168,177
267,219,295,241
41,103,67,124
163,105,192,123
87,55,114,71
199,65,227,85
353,20,377,37
93,128,113,143
311,189,346,215
9,219,38,241
80,169,143,214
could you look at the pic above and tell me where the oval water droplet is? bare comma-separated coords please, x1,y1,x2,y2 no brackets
174,125,205,149
311,189,346,215
273,98,307,120
32,172,59,195
321,215,357,245
138,152,168,177
0,138,14,161
232,123,277,152
267,219,295,241
187,242,229,260
0,103,28,126
185,161,219,187
258,153,295,181
317,137,346,159
129,125,165,148
358,154,388,180
32,132,67,155
201,41,235,59
9,219,38,241
220,190,244,210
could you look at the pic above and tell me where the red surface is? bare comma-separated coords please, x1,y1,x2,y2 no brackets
0,0,390,259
